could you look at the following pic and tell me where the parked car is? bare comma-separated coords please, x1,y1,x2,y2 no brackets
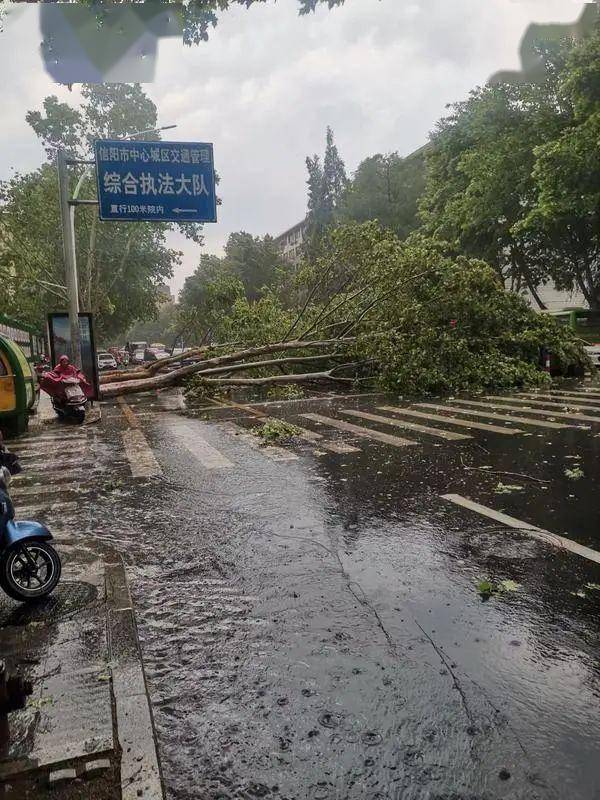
584,344,600,369
97,351,118,370
132,349,145,365
128,340,147,352
143,348,170,362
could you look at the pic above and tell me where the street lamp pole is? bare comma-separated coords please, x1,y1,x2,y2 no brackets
56,123,177,367
57,148,82,366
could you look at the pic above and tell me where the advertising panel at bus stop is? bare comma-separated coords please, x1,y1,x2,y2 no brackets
94,139,217,223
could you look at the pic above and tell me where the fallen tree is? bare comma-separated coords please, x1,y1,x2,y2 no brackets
99,224,589,402
100,338,356,398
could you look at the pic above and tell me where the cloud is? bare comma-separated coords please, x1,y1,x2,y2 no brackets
0,0,584,297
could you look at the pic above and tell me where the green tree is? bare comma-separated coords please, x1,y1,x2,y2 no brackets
0,163,177,338
517,26,600,308
123,302,179,349
178,230,289,342
70,1,348,46
223,231,287,301
0,83,202,338
315,223,586,394
305,126,347,252
419,44,574,307
178,253,246,343
338,149,426,240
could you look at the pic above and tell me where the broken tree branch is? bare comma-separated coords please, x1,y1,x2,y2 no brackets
101,338,355,398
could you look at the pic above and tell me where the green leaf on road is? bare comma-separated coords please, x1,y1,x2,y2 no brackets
564,466,585,480
493,482,524,493
498,579,521,592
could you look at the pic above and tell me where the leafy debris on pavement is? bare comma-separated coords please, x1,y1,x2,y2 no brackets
477,578,522,598
266,384,305,400
493,482,524,493
564,466,585,480
254,419,302,444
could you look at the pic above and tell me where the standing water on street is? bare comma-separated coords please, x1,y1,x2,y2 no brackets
1,2,599,798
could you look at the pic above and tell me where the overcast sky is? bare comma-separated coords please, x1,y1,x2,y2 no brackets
0,0,586,297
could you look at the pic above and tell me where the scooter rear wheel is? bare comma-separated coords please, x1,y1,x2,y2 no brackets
72,408,86,425
0,542,61,602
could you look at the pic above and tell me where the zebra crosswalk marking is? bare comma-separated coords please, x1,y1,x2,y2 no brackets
378,406,523,436
122,429,162,478
219,422,299,462
301,413,417,447
343,409,471,440
415,402,574,430
514,392,600,406
544,389,600,399
479,397,600,424
167,421,233,469
504,394,600,411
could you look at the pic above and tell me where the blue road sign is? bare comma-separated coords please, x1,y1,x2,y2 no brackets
94,139,217,223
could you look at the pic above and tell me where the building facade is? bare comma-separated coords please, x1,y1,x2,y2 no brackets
273,219,308,266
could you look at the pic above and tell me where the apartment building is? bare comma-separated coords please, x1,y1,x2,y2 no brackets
273,219,308,266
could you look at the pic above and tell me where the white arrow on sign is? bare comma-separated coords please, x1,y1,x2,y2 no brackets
172,208,197,214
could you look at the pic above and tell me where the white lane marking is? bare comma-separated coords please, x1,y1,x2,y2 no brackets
122,429,162,478
15,433,90,444
519,393,600,410
301,413,417,447
17,450,93,461
11,482,87,498
250,392,382,408
441,494,600,565
14,441,92,453
378,406,523,435
547,389,600,399
15,500,79,516
416,402,573,430
219,422,299,462
314,439,361,454
168,422,233,469
264,419,361,454
16,457,95,470
344,409,471,440
480,397,600,424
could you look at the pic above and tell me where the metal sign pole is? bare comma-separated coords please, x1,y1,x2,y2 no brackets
56,149,82,367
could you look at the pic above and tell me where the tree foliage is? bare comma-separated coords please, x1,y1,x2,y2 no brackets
305,126,348,253
70,0,348,46
0,84,201,339
517,27,600,308
338,149,426,240
0,163,177,339
420,26,600,308
178,232,291,343
320,224,587,394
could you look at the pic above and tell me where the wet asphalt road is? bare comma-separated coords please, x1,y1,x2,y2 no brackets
17,387,600,800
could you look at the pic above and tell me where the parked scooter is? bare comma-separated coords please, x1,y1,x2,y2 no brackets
40,356,93,425
0,451,61,602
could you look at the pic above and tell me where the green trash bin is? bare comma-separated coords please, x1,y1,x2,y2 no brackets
0,334,39,438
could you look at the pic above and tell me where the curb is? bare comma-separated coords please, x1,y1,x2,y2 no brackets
105,558,165,800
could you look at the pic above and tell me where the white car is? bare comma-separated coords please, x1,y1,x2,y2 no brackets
584,344,600,368
97,352,118,370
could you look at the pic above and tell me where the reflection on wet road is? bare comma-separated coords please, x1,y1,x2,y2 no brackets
38,387,600,799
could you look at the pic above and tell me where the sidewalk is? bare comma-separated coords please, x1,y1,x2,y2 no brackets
29,391,102,432
0,524,163,798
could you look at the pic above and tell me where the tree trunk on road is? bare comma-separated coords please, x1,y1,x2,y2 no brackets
100,338,355,398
